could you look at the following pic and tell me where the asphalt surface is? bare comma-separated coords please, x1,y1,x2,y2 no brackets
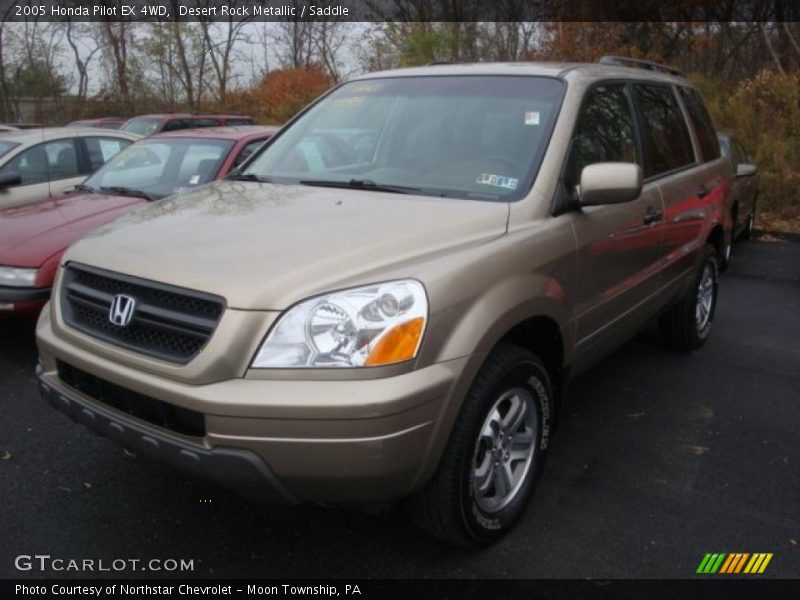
1,236,798,580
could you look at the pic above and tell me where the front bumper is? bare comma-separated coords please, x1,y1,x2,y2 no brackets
36,310,469,504
37,365,297,505
0,285,50,314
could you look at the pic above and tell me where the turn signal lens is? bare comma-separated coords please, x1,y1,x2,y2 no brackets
364,317,425,366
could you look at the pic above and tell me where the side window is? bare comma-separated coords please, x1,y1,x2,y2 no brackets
163,119,190,132
677,87,720,162
83,137,133,172
633,84,695,177
565,83,638,189
226,118,255,126
233,138,268,168
0,139,80,185
176,143,228,184
191,118,220,128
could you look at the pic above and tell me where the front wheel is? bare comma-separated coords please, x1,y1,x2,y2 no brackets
407,344,552,547
659,243,719,351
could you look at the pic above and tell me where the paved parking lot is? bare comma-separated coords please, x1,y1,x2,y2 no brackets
1,237,798,579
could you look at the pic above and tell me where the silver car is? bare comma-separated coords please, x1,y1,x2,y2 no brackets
0,128,140,209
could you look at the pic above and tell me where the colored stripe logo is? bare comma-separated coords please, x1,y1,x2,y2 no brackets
697,553,773,574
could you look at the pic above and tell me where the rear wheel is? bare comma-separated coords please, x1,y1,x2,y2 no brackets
407,344,552,547
721,205,737,271
659,243,719,351
742,209,755,240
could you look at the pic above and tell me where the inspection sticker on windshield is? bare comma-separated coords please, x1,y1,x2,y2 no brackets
524,111,540,125
477,173,518,190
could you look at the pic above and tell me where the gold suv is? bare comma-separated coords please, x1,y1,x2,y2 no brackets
36,58,729,547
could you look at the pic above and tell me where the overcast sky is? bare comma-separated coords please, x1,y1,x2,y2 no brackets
3,21,370,95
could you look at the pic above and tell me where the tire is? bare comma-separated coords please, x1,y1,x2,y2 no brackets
720,229,732,272
720,205,737,272
407,344,552,547
741,209,755,240
659,243,719,352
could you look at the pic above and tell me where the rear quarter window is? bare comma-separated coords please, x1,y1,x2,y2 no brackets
678,87,720,162
633,84,696,178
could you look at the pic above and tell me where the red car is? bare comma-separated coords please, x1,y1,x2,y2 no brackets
120,113,255,136
66,117,128,130
0,125,278,316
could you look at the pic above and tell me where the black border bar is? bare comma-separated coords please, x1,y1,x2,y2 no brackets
4,579,800,599
0,0,797,23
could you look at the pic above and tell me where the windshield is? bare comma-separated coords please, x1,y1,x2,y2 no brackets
243,75,564,200
121,117,163,136
83,138,234,200
0,141,18,160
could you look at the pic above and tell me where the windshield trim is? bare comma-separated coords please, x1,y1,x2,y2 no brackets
240,74,567,203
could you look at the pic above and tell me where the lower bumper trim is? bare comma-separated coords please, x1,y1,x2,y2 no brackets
37,365,298,505
0,285,50,303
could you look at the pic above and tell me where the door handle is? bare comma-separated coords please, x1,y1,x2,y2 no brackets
697,184,710,198
643,206,663,225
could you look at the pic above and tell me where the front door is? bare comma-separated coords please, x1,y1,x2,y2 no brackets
566,82,665,360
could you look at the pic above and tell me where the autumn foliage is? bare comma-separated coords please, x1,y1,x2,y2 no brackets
224,66,333,125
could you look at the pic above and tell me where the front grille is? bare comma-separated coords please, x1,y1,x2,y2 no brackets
60,263,225,364
57,361,206,437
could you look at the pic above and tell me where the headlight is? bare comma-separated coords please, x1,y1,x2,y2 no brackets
252,280,427,368
0,266,37,287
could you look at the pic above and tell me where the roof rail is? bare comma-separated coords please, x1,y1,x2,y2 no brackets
599,55,684,77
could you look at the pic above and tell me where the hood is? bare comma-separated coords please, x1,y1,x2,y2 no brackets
65,180,509,309
0,193,145,268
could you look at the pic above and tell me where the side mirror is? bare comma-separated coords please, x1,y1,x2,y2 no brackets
0,171,21,189
736,163,757,178
578,162,643,207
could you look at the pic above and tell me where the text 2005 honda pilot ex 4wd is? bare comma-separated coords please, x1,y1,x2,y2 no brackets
36,58,729,547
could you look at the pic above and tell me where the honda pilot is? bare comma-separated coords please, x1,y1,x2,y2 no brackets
36,58,729,547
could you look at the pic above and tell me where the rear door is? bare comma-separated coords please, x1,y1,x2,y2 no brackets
636,84,725,288
569,82,665,356
0,137,82,207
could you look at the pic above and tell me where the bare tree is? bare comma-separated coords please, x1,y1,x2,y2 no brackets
98,19,136,111
761,22,786,75
64,20,103,105
197,0,255,101
273,2,349,80
0,1,13,121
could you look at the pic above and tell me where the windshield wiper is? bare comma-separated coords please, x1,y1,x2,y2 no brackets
99,186,156,201
299,178,420,195
228,172,273,183
71,183,98,194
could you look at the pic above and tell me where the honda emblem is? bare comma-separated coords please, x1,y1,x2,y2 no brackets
109,294,136,327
